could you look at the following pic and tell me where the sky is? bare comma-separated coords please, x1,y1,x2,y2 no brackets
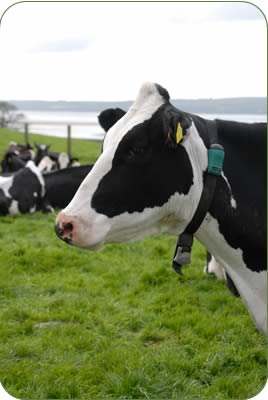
0,1,266,101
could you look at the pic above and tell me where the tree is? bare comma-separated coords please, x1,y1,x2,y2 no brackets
0,101,24,128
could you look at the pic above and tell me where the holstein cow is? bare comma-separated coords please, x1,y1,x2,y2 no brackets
99,107,240,297
0,160,49,215
34,144,80,173
55,82,267,334
1,142,34,173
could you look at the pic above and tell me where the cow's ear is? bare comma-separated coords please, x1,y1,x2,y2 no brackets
163,107,192,147
98,108,126,132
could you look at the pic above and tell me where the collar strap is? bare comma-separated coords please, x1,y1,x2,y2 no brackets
172,120,225,275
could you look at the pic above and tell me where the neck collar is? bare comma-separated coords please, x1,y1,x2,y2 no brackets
172,119,225,274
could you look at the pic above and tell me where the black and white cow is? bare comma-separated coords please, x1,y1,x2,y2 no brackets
1,142,34,173
0,160,48,215
34,144,80,173
55,82,267,334
100,107,240,297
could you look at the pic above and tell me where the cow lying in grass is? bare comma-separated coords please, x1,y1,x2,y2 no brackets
1,142,34,173
0,160,48,215
1,142,80,174
34,144,80,173
0,164,94,215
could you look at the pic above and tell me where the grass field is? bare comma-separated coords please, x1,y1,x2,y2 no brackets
0,129,266,399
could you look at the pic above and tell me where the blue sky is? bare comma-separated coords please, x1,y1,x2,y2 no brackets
0,1,266,101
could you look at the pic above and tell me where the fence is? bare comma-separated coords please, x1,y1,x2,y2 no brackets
22,120,102,157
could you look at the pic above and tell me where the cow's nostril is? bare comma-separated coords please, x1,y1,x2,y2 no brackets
54,221,74,244
63,222,73,237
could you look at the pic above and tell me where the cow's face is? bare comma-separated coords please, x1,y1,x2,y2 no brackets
55,83,208,249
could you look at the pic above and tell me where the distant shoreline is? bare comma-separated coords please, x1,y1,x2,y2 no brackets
4,97,267,115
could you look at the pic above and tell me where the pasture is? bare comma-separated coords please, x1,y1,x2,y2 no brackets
0,128,266,399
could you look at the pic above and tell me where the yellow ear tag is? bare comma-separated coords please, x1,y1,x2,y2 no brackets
176,123,183,144
167,129,172,142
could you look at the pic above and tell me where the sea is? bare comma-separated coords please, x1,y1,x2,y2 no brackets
14,111,267,141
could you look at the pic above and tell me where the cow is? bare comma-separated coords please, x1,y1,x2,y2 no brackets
55,82,267,334
1,142,34,173
0,160,49,215
34,143,80,172
99,107,240,297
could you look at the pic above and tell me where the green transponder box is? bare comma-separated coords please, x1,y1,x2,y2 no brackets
208,147,225,176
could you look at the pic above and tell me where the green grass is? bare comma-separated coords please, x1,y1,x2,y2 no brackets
0,129,267,399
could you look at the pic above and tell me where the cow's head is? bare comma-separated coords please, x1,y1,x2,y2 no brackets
55,82,208,249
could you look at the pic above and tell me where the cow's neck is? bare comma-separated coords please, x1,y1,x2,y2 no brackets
189,118,267,333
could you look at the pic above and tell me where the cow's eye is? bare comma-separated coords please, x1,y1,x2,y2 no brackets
127,146,146,159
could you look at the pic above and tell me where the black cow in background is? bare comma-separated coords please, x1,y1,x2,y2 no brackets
43,165,93,209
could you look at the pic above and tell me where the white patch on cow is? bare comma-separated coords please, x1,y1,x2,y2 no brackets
38,156,56,173
222,172,237,209
71,160,80,167
58,152,69,169
26,160,46,197
0,175,13,198
103,82,166,152
196,214,267,334
29,205,36,213
8,199,19,215
205,256,226,281
33,192,37,198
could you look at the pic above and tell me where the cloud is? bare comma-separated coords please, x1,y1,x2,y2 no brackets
32,36,90,53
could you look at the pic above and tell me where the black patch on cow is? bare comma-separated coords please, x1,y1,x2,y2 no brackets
155,83,170,102
0,188,11,215
9,168,43,213
208,120,266,273
91,107,194,217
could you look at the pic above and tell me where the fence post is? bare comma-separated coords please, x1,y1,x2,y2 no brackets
67,124,71,158
24,123,29,145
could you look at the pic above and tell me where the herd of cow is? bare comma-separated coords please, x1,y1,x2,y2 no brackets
0,140,93,215
0,110,132,215
1,82,266,335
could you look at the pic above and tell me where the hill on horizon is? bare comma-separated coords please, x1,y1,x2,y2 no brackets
5,97,267,114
